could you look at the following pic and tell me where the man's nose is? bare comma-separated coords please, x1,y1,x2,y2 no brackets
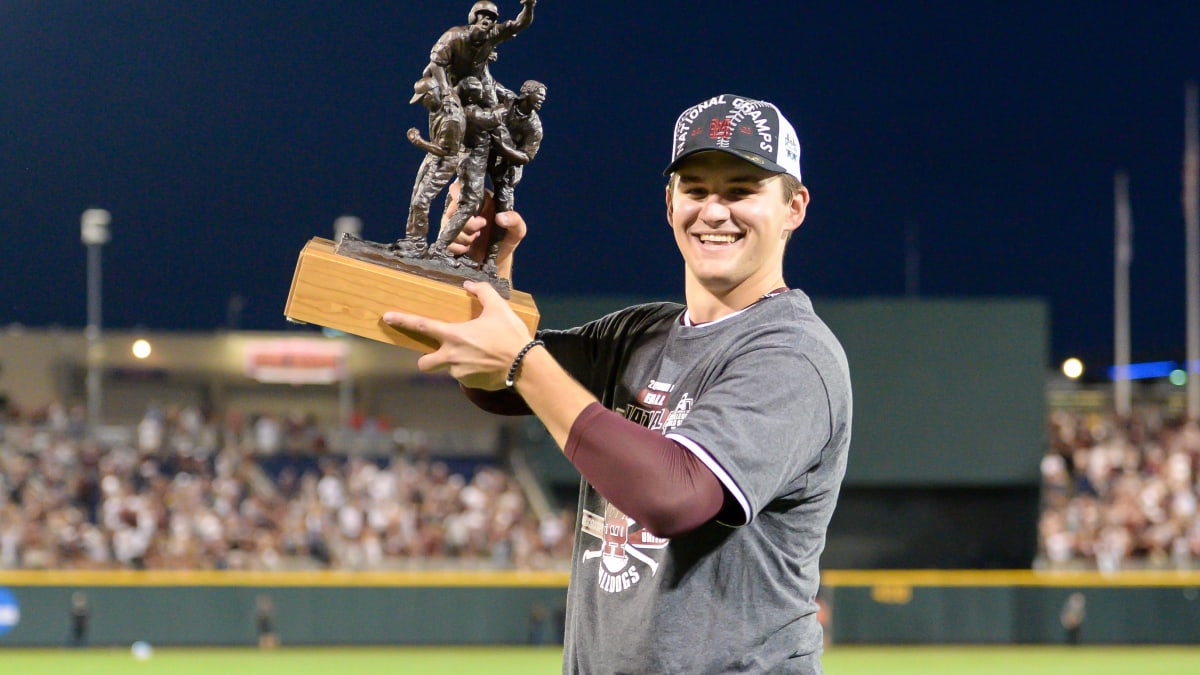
699,196,730,223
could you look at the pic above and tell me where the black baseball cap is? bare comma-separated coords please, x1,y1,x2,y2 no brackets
664,94,802,182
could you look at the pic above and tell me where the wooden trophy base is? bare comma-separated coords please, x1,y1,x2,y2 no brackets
284,237,539,353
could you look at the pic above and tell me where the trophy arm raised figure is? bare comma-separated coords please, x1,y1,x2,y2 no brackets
394,0,540,268
285,1,545,348
417,0,536,111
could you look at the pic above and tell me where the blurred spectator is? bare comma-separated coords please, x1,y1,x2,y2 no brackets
1059,591,1086,644
68,591,89,647
1039,409,1200,570
255,594,278,648
0,403,572,571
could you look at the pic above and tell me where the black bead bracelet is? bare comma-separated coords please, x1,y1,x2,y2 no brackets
505,339,544,389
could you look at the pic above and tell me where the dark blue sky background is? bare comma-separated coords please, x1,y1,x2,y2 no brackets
2,1,1197,366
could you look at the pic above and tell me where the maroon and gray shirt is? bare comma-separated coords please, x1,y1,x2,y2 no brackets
543,290,852,674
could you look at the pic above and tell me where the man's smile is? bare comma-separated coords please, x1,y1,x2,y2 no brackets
696,232,742,245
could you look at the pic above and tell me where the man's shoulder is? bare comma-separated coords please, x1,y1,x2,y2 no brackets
615,301,685,323
731,291,850,379
727,291,821,337
767,291,842,342
551,302,682,341
598,302,683,334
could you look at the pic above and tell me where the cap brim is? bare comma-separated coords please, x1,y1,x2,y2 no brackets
663,147,789,177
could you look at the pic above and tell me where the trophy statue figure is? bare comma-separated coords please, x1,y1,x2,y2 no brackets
482,79,546,274
393,79,466,259
333,0,543,296
285,1,543,351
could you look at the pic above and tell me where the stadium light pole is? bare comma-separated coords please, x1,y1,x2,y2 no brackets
1183,82,1199,420
1113,172,1132,419
81,208,111,439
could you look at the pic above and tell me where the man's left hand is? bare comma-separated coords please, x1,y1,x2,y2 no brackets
382,281,532,391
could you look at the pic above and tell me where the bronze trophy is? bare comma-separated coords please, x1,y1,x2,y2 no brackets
285,0,543,352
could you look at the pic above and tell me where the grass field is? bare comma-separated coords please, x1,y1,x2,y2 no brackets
2,645,1199,674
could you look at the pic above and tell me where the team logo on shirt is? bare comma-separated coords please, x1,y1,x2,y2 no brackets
581,502,669,593
621,379,693,433
662,394,693,432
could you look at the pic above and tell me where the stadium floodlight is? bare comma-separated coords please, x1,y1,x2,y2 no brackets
1061,358,1084,379
81,208,111,245
132,339,152,360
81,208,111,439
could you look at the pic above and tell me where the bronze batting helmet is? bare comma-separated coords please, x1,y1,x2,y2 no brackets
469,1,499,23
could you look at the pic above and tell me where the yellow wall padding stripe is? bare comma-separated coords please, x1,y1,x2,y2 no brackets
821,569,1200,588
3,568,1197,589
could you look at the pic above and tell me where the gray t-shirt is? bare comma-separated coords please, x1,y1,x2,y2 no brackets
543,290,852,674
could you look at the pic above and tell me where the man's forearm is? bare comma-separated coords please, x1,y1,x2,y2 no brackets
565,403,726,538
460,384,529,415
508,348,726,537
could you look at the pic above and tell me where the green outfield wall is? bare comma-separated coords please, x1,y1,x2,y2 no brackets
3,570,1200,647
0,570,569,648
824,570,1200,645
538,296,1050,489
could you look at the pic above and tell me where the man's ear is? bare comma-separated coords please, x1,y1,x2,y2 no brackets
784,186,810,235
665,183,674,226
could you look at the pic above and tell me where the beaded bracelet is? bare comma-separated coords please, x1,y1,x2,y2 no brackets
505,339,545,389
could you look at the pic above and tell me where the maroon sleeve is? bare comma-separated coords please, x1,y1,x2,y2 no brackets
460,385,532,416
564,402,726,539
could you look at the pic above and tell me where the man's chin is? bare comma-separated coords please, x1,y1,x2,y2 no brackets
687,270,739,295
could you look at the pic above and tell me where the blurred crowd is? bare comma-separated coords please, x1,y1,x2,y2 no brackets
22,397,1200,574
1040,408,1200,570
0,401,573,571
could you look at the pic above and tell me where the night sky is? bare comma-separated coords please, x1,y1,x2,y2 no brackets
2,1,1198,367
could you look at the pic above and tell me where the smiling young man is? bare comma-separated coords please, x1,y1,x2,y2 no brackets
384,94,852,674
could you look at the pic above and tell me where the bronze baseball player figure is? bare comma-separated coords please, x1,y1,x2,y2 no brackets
482,79,546,275
391,79,466,257
334,0,542,296
285,2,544,344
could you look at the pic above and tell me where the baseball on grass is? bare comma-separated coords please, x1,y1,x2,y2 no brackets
131,640,153,660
